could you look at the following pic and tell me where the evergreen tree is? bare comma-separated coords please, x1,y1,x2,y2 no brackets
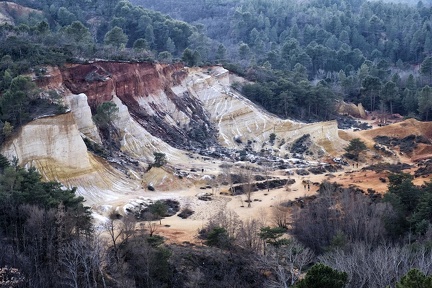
420,56,432,84
396,269,432,288
295,263,348,288
104,26,128,49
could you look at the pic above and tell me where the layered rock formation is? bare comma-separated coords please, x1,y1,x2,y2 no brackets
336,100,367,119
176,66,342,155
2,61,345,203
61,62,218,150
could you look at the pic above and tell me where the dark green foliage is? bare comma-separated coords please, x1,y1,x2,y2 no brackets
152,152,167,167
0,154,10,171
396,269,432,288
295,263,348,288
205,226,231,248
133,38,148,50
63,20,92,45
344,138,367,161
418,86,432,120
384,174,432,238
92,101,119,128
0,75,36,126
0,157,93,287
269,133,276,145
259,226,289,247
0,75,66,137
104,26,128,48
182,48,200,66
133,0,432,119
148,200,167,224
290,134,312,155
420,57,432,84
83,137,109,157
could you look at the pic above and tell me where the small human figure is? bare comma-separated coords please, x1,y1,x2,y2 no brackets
307,184,310,191
356,162,358,168
304,184,306,190
352,163,355,168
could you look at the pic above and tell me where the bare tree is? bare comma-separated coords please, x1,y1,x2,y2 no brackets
272,200,290,228
146,220,158,237
206,209,242,239
259,240,314,287
103,212,124,264
292,182,391,253
317,241,432,288
262,161,272,192
58,237,105,288
120,214,136,243
241,165,254,208
236,218,264,252
221,164,234,195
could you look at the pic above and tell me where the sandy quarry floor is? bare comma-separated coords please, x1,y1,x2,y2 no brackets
90,117,432,245
110,159,432,245
92,162,395,245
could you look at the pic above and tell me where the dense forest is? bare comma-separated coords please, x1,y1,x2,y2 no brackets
131,0,432,120
1,0,432,123
3,0,432,287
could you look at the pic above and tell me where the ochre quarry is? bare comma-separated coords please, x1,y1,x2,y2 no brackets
2,62,345,204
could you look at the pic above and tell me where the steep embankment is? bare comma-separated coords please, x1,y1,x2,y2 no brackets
2,62,345,204
176,66,343,156
60,62,218,150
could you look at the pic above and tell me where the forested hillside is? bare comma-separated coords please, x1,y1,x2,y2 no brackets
132,0,432,120
1,0,432,122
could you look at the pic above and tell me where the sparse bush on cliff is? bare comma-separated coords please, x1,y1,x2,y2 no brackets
152,152,167,168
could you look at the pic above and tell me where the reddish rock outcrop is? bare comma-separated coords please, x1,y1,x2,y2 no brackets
60,62,187,109
58,62,217,150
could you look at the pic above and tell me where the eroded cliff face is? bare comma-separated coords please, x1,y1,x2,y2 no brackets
57,62,342,155
2,61,345,204
60,62,218,150
1,113,92,178
336,101,367,119
175,66,343,155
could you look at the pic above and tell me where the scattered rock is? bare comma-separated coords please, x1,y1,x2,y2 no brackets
308,166,327,175
364,162,411,173
197,193,213,201
296,169,310,176
374,135,431,154
178,208,195,219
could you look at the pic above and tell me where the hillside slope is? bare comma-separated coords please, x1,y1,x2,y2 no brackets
2,62,345,203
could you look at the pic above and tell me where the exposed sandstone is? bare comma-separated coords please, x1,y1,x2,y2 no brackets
177,66,343,155
1,113,92,177
65,93,102,144
60,62,216,149
2,62,347,204
336,100,367,119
